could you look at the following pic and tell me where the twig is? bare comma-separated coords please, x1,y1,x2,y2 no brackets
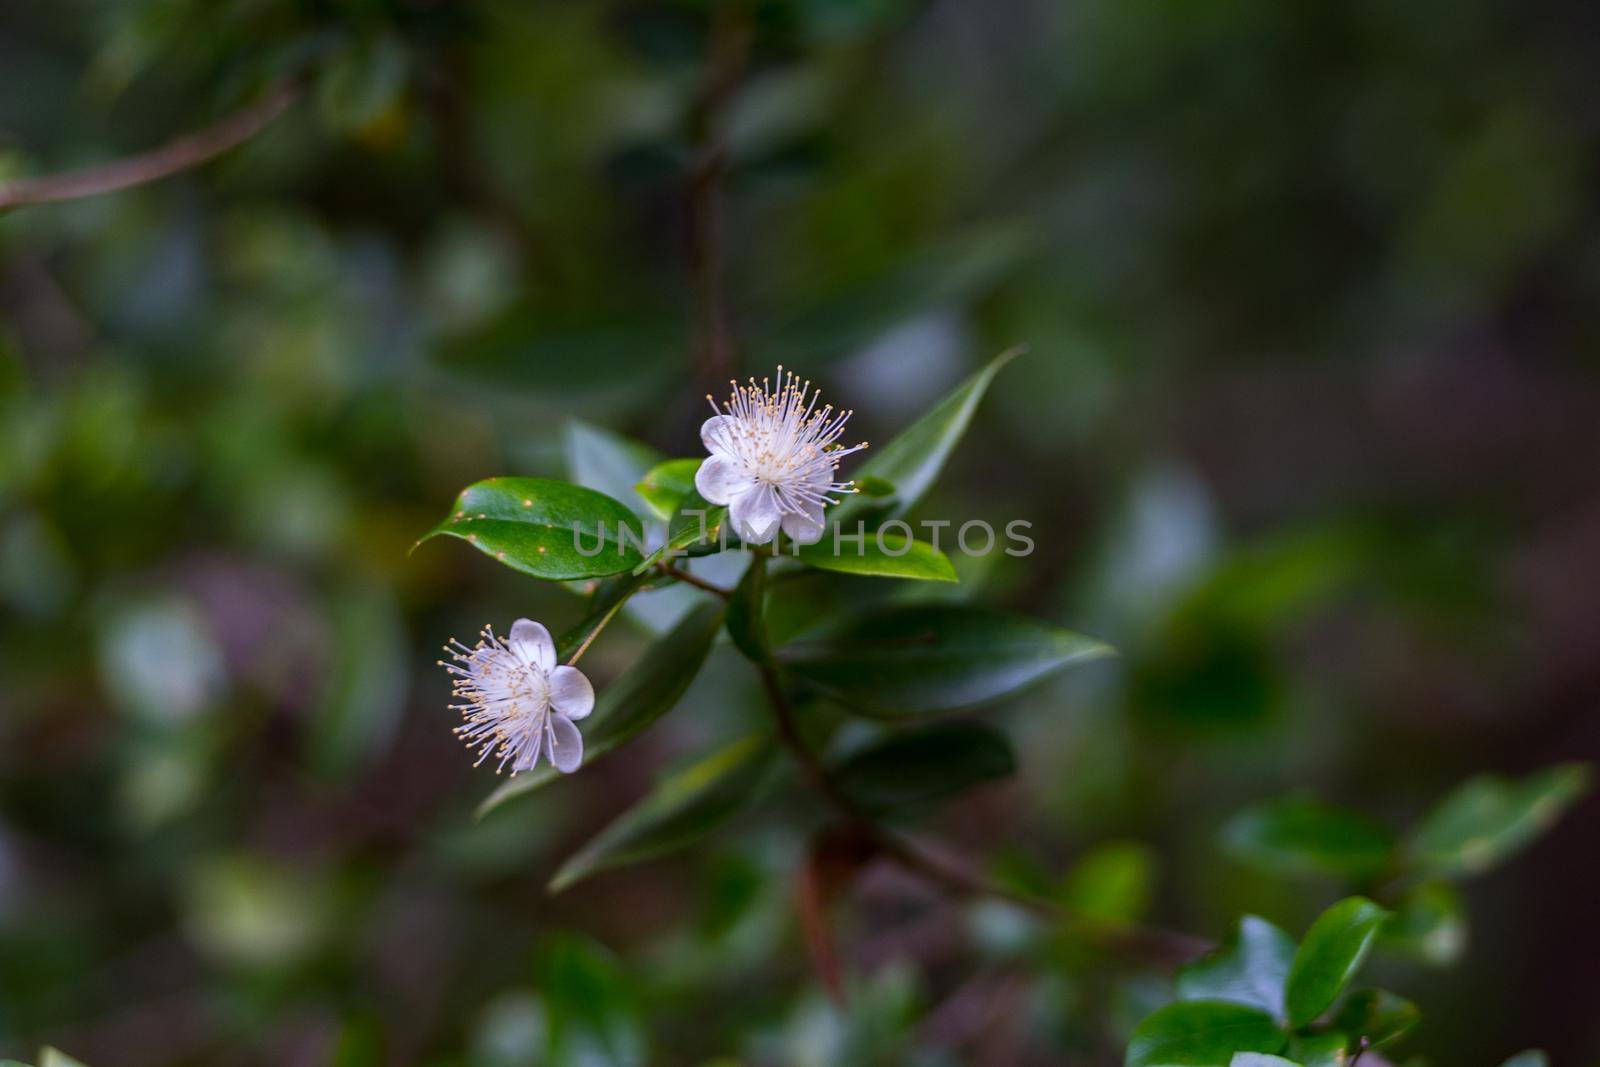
566,596,629,668
0,81,302,212
753,643,1210,969
684,4,751,390
658,562,732,599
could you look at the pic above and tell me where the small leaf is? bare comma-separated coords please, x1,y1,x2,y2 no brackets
1178,916,1296,1020
1284,897,1390,1028
792,532,957,581
1380,880,1466,966
834,347,1021,525
1331,989,1419,1049
635,458,701,521
1221,797,1394,881
479,601,724,815
779,604,1113,718
1125,1001,1286,1067
1287,1033,1347,1067
855,475,895,498
1406,763,1591,877
831,722,1015,816
548,734,778,893
1061,841,1156,924
632,491,729,574
421,477,646,579
725,556,770,664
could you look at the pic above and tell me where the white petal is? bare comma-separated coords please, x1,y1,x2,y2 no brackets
547,665,594,720
780,504,827,545
729,486,780,544
700,414,741,455
509,619,556,672
694,454,754,506
545,714,584,773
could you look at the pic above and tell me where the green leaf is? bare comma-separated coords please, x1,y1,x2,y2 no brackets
1061,841,1156,923
478,601,724,816
1229,1057,1302,1067
1221,797,1394,881
1381,880,1466,966
779,605,1113,718
1283,897,1389,1028
831,722,1015,816
1499,1052,1549,1067
792,531,957,581
1178,916,1296,1021
566,421,664,520
1125,1001,1286,1067
1406,763,1591,877
635,458,701,521
1331,989,1419,1049
725,556,770,664
421,477,646,580
1286,1033,1347,1067
548,734,778,893
833,347,1021,525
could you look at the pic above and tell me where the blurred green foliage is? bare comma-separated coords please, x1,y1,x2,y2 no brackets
3,0,1600,1064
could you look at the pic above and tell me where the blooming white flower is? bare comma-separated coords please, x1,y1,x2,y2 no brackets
695,367,867,545
439,619,593,775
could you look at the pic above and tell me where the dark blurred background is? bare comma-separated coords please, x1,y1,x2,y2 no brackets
2,0,1599,1064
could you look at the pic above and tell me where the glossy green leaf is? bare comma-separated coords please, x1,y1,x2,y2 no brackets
1125,1001,1286,1067
635,458,701,521
1221,797,1394,881
1178,916,1296,1021
834,347,1020,525
479,601,724,815
1381,880,1466,966
779,605,1113,718
421,477,646,580
1284,897,1389,1028
1330,989,1419,1048
1287,1033,1347,1067
566,421,663,520
725,556,769,664
831,721,1015,816
548,734,778,893
1061,841,1156,923
792,531,957,581
1406,763,1591,877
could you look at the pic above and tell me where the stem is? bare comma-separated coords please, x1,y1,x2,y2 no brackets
0,81,302,212
565,596,629,668
658,562,732,599
746,561,1209,968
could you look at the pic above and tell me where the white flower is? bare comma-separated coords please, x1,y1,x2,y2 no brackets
695,367,867,545
439,619,594,775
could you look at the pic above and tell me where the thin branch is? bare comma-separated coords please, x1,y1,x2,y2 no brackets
684,5,751,390
753,641,1210,969
0,81,302,212
658,562,732,599
564,594,630,668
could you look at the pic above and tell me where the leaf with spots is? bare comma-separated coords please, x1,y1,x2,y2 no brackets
420,477,647,580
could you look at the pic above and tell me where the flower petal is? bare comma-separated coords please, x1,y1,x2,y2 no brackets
694,454,754,506
547,665,594,720
544,714,584,774
700,414,742,456
509,619,556,672
729,485,781,544
780,504,827,545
